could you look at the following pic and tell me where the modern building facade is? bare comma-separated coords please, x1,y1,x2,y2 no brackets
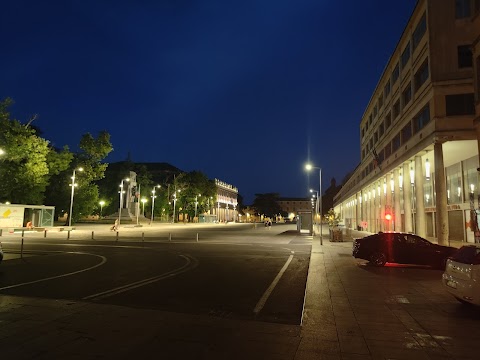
213,179,238,222
333,0,480,244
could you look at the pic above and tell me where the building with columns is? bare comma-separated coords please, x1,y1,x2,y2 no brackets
213,179,238,222
333,0,480,245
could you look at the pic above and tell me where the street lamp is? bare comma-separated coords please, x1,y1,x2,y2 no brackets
68,167,83,227
151,185,161,224
305,163,322,245
118,178,130,228
99,200,105,217
141,198,147,216
0,148,5,156
172,189,180,223
194,194,201,221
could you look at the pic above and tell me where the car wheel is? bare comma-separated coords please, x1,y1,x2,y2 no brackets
369,252,387,267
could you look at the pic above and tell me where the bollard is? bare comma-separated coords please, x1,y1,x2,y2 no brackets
44,229,47,238
169,232,172,241
92,231,94,240
22,230,25,237
21,237,24,259
116,231,119,242
67,230,71,240
0,229,2,236
142,232,145,242
196,233,199,242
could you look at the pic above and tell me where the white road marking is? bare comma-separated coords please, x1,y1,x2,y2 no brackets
0,252,107,291
253,253,294,315
83,254,198,301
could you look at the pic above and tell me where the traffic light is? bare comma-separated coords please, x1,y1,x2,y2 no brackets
385,212,392,221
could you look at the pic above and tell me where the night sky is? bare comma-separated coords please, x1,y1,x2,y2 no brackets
1,0,417,204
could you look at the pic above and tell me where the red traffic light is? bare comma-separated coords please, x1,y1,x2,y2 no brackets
385,213,392,221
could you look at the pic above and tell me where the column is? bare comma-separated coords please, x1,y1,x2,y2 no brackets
370,186,375,233
379,179,385,231
415,155,426,237
434,142,449,245
356,192,361,230
385,174,392,231
394,168,402,231
403,162,413,233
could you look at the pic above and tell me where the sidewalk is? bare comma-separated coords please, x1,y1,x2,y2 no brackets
0,227,478,359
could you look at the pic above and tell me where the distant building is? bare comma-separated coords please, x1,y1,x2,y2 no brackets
214,179,238,222
333,0,480,244
277,197,312,218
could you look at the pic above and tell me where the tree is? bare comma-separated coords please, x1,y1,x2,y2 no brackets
252,193,282,218
173,171,217,222
0,98,72,204
44,132,113,223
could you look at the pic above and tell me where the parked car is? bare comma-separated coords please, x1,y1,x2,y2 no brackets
353,231,457,269
442,245,480,306
0,241,3,263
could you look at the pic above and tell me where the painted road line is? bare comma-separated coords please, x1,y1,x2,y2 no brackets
253,252,294,315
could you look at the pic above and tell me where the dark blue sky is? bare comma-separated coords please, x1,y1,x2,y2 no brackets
1,0,417,204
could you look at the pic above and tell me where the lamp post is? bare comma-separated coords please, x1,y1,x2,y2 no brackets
310,189,319,226
194,194,201,221
172,189,180,223
141,198,147,216
306,163,322,245
118,178,130,228
99,200,105,217
151,185,161,224
68,167,83,227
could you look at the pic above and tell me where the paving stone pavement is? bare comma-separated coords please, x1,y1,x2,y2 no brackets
0,226,479,359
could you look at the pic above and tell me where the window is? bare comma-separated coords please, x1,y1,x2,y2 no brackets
393,99,400,119
458,45,472,68
402,83,412,106
414,59,429,91
401,122,412,144
392,62,400,84
384,143,392,159
379,122,384,137
362,127,365,138
378,95,383,109
446,163,463,204
455,0,471,18
413,105,430,133
385,113,392,129
384,80,391,98
392,133,401,152
413,13,426,50
477,56,480,102
401,42,411,69
445,93,475,115
373,105,377,118
463,156,479,202
374,130,378,143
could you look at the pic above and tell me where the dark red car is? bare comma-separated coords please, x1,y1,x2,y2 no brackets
353,232,457,269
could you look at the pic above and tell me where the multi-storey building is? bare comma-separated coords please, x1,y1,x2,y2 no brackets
213,179,238,222
333,0,480,244
277,197,312,218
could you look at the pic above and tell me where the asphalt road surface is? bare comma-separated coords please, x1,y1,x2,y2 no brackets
0,223,310,325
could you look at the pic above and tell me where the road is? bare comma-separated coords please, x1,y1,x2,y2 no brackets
0,223,310,325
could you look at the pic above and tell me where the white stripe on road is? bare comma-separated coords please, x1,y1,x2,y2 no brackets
253,252,294,315
83,254,198,301
0,252,107,291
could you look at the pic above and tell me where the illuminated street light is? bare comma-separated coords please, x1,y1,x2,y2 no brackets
68,167,84,227
305,163,322,245
151,185,161,224
118,178,130,227
172,189,181,223
99,200,105,217
141,198,147,216
194,194,201,221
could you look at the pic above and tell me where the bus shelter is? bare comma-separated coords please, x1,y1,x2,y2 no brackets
0,204,55,228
